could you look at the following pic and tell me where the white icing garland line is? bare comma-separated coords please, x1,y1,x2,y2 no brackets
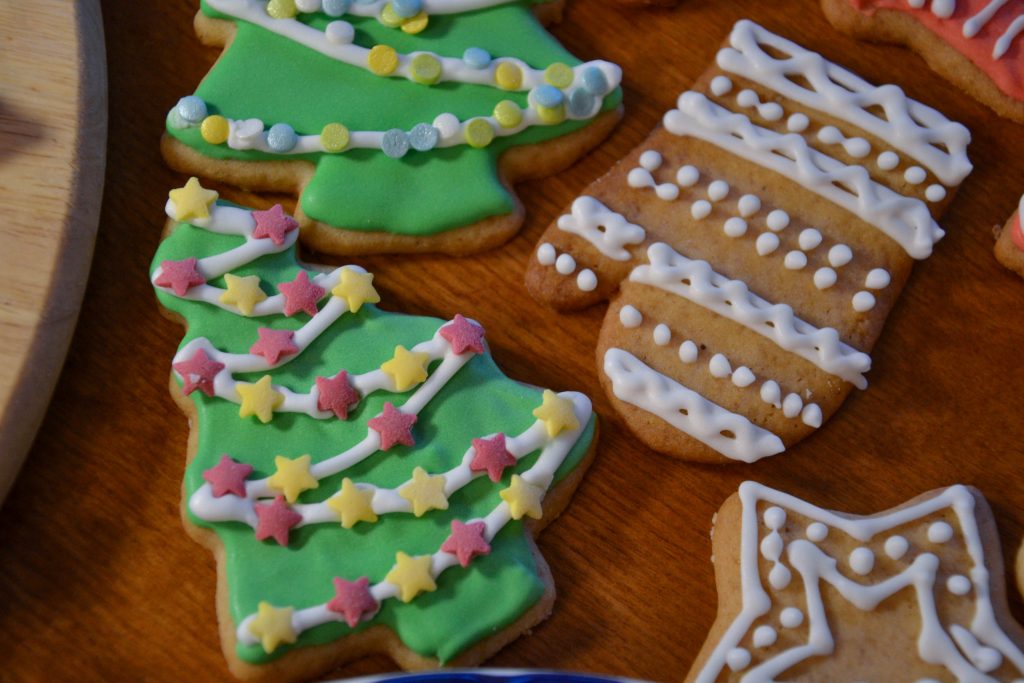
255,0,540,21
694,482,1024,682
604,349,784,462
994,15,1024,58
234,391,593,646
556,196,646,261
631,242,871,388
717,20,972,185
206,0,621,95
963,0,1010,38
664,92,944,260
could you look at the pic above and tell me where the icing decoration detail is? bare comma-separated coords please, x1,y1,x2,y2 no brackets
220,274,268,316
315,371,360,419
277,270,326,317
173,348,225,397
440,520,492,567
385,552,437,603
532,390,580,438
469,433,516,482
380,345,431,391
154,258,206,296
326,478,379,528
619,305,642,328
577,269,598,292
254,495,303,545
247,602,297,654
169,177,219,222
439,314,486,355
398,467,449,517
326,577,379,628
499,474,545,520
236,375,285,423
268,454,319,503
250,327,299,365
556,196,646,261
555,253,576,275
653,323,672,346
251,204,299,245
367,402,418,450
203,455,254,498
536,243,556,265
332,268,380,313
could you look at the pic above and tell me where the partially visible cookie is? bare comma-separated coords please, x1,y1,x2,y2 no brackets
527,19,972,464
995,194,1024,278
687,482,1024,681
822,0,1024,122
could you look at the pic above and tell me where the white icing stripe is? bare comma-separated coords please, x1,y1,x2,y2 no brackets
963,0,1009,38
717,19,972,185
630,242,871,388
603,348,785,463
664,92,944,260
994,15,1024,58
695,482,1024,682
556,196,646,261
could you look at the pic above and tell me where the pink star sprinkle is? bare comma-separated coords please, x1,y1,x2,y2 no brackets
440,520,491,568
202,455,253,498
254,495,303,546
155,257,206,296
251,204,299,246
277,271,325,317
367,402,417,451
440,315,485,355
315,371,360,420
469,433,516,483
249,328,299,365
172,348,225,397
326,576,379,628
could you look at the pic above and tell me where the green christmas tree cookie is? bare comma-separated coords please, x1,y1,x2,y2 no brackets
150,177,598,680
163,0,623,255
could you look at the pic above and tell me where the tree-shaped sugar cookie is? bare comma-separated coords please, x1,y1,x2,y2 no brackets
151,178,597,680
162,0,622,255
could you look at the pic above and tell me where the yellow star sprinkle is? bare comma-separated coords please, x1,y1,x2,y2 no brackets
381,345,431,392
219,274,267,316
398,467,448,517
532,390,579,437
500,474,545,521
248,602,296,654
168,177,219,222
331,268,380,313
327,478,378,528
385,551,436,603
267,454,318,503
236,375,284,423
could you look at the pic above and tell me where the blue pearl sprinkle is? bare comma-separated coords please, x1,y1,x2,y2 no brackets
381,129,411,158
580,66,608,96
392,0,421,18
408,123,439,152
176,96,207,124
568,88,597,118
462,47,491,69
533,84,564,109
266,123,298,152
323,0,350,15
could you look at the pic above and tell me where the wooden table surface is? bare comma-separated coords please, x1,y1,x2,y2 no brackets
2,0,1024,680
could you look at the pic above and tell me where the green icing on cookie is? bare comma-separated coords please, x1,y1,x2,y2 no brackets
151,202,596,664
166,1,621,236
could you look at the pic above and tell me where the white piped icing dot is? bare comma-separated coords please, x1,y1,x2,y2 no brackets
708,180,730,202
947,575,971,595
555,253,576,275
296,0,321,9
928,521,954,544
760,380,781,408
639,150,662,171
931,0,954,18
806,522,828,542
710,75,733,96
813,267,837,290
904,166,927,185
768,563,792,590
761,103,784,121
766,210,790,231
732,366,756,388
884,535,909,560
784,251,808,270
726,647,751,672
798,229,823,251
653,323,671,346
576,269,597,292
865,268,891,289
655,183,680,201
325,20,356,44
737,194,762,217
828,244,853,267
627,168,650,188
756,232,780,256
852,291,876,312
801,403,823,428
536,242,556,265
619,305,642,328
433,112,461,139
782,392,803,418
786,113,809,133
724,217,748,238
752,625,777,648
678,340,699,364
709,353,732,378
676,165,700,187
691,200,712,220
849,547,875,575
764,506,786,530
877,150,900,170
779,607,804,629
926,184,947,202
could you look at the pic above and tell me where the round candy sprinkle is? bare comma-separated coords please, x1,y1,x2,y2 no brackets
295,0,321,11
379,3,404,27
493,100,523,129
400,11,428,34
494,62,523,90
367,45,399,75
533,84,564,109
392,0,421,17
464,118,495,148
325,20,355,44
463,47,491,69
200,115,230,144
323,0,349,15
567,88,596,118
408,123,439,151
409,53,442,85
537,104,565,125
544,62,574,88
432,112,461,139
176,96,207,124
267,0,298,19
381,128,410,158
267,123,298,152
580,66,608,96
320,123,350,152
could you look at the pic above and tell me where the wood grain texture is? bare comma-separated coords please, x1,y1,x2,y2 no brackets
0,0,1023,681
0,1,107,503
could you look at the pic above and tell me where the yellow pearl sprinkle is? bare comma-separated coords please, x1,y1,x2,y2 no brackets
368,45,399,76
464,118,495,148
200,115,230,145
544,62,574,89
494,62,523,91
493,100,523,129
379,3,404,27
321,123,350,153
409,53,442,85
266,0,297,19
400,11,429,34
537,104,566,125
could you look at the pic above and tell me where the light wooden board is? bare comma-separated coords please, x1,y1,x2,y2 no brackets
0,0,107,503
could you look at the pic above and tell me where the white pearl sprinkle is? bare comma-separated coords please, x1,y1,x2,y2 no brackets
737,194,762,217
798,228,822,251
784,251,808,270
576,269,597,292
756,232,780,256
709,353,732,378
852,291,876,312
555,253,576,275
724,217,748,238
678,340,698,364
619,305,642,328
813,267,837,290
865,268,891,289
653,323,671,346
828,244,853,268
676,165,700,188
708,180,730,202
536,243,556,265
691,200,712,220
766,210,790,231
